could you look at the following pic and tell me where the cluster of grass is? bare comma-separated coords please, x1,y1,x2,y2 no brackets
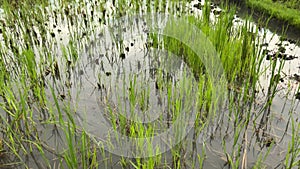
246,0,300,29
151,2,296,168
0,0,298,168
272,0,300,10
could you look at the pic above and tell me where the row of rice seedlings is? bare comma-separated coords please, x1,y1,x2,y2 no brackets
92,1,204,167
216,2,291,168
98,56,199,168
0,15,55,165
147,0,291,168
0,0,216,167
0,0,113,168
50,85,109,169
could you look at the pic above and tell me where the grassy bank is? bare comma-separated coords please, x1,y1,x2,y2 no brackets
246,0,300,29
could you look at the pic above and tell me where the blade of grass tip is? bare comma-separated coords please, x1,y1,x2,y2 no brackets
91,145,99,168
65,122,78,169
25,139,51,168
3,134,24,162
81,131,87,169
50,85,64,126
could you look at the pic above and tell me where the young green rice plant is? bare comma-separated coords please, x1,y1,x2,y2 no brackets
1,82,52,168
63,123,78,168
196,143,206,169
255,52,285,142
50,85,101,168
284,116,300,169
251,142,273,169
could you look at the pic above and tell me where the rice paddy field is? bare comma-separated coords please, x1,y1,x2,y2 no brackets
0,0,299,168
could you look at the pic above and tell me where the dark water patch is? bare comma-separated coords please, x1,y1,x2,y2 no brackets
266,53,298,61
193,3,204,10
289,73,300,82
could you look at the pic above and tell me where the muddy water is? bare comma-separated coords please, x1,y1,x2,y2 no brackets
0,0,300,168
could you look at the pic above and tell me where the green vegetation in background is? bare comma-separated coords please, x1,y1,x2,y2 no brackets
246,0,300,29
272,0,300,10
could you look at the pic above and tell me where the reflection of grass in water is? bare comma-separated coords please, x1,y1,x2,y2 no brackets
0,0,298,168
